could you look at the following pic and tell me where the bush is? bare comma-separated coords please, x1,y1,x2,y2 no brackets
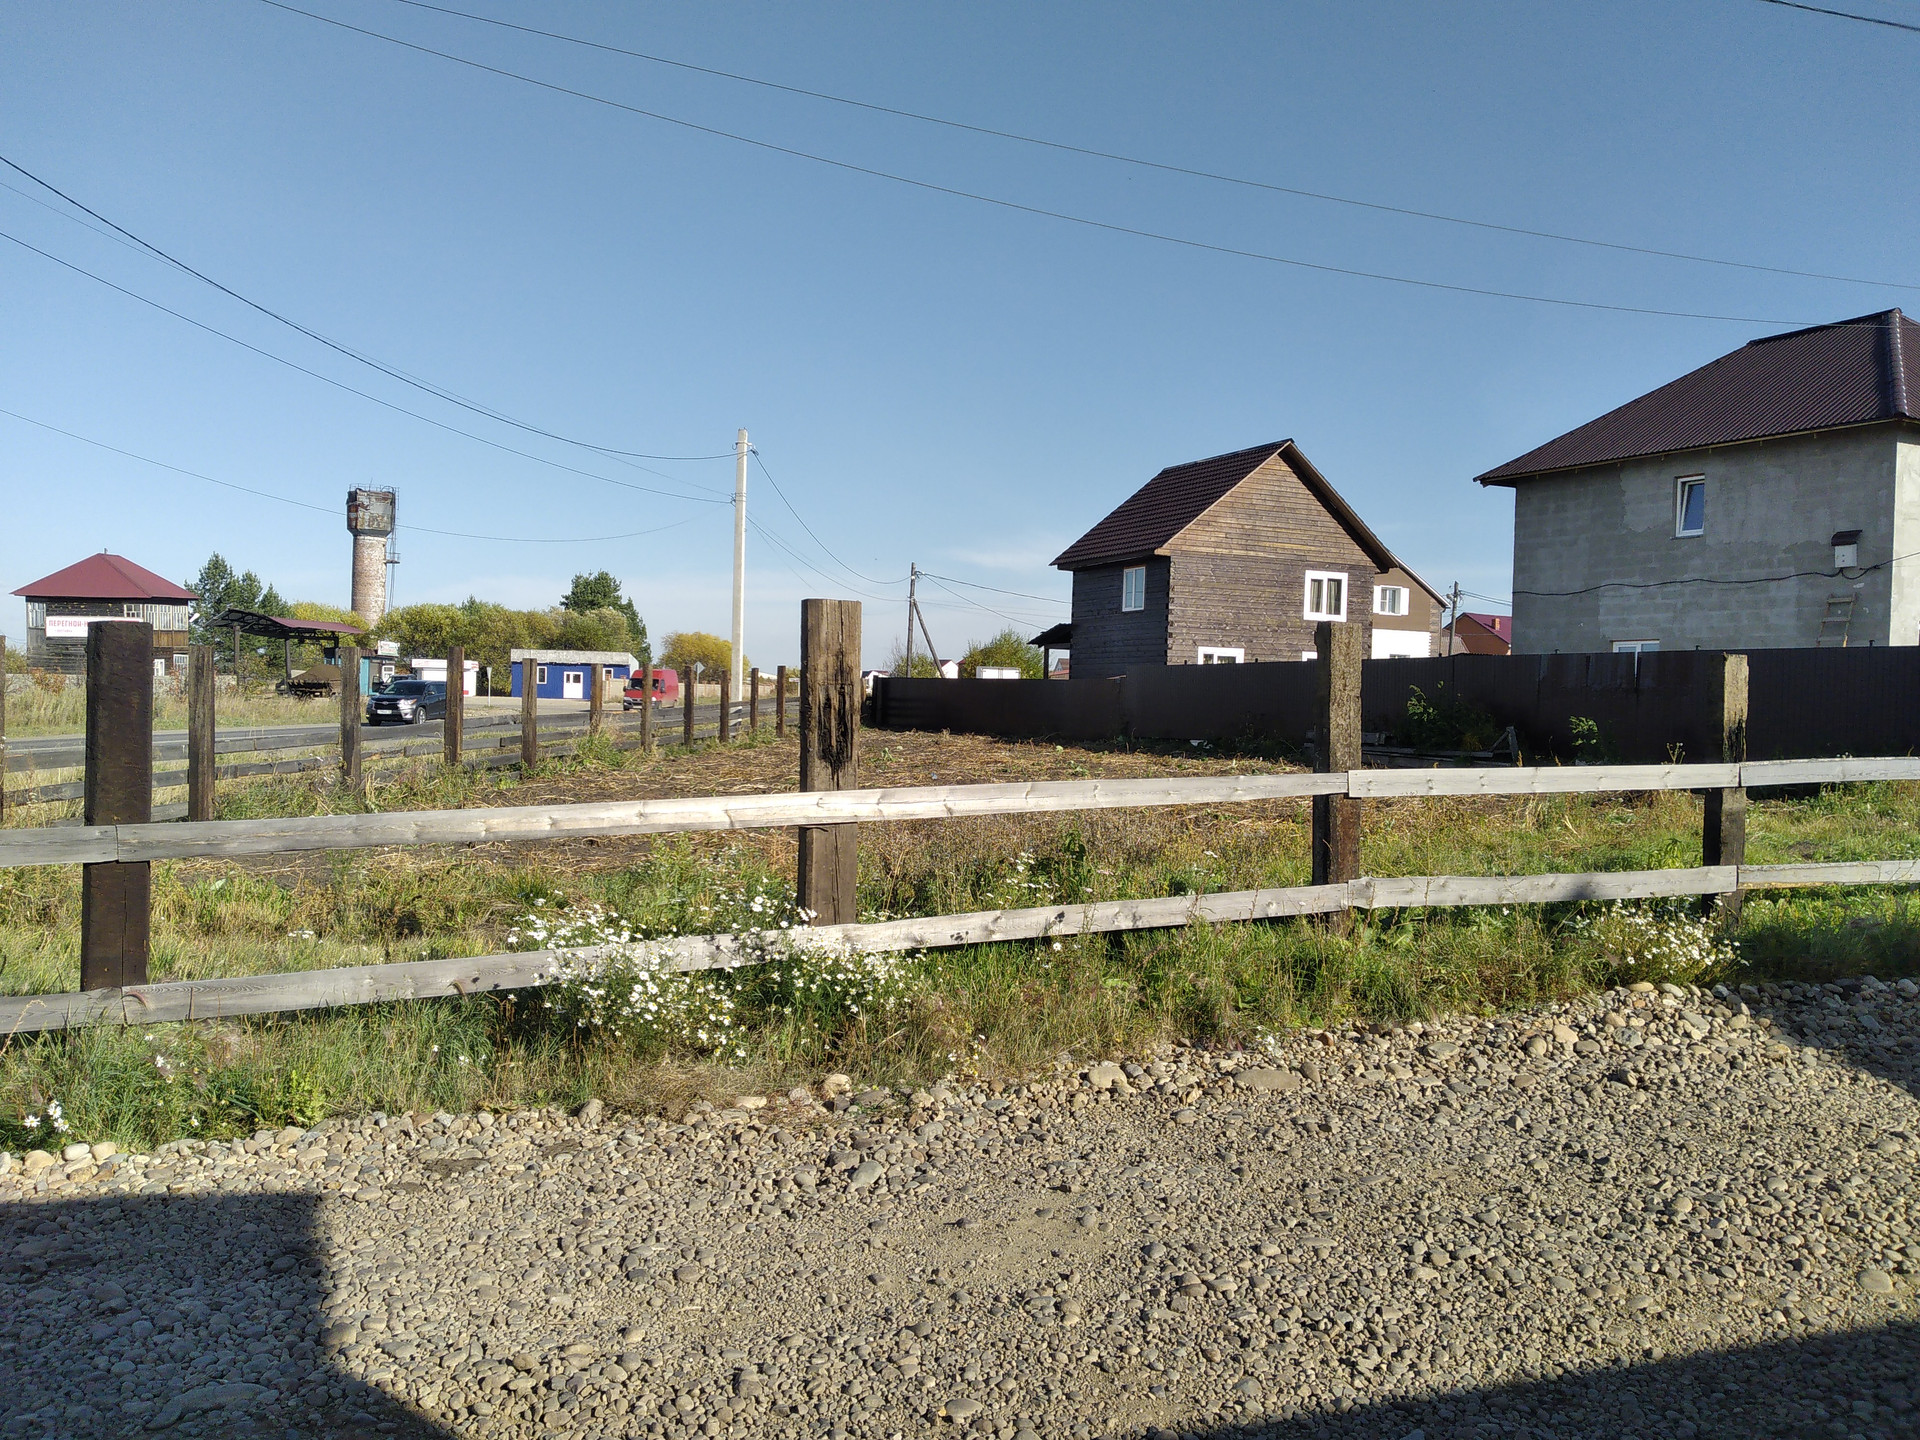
1399,684,1501,751
959,628,1044,680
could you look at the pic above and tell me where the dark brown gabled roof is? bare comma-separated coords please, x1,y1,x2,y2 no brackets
1477,309,1920,485
1053,440,1442,602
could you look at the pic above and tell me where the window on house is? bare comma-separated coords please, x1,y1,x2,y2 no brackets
1196,646,1244,664
1303,571,1347,621
1612,640,1660,655
536,665,548,685
1675,476,1706,537
1373,585,1408,616
1121,566,1146,612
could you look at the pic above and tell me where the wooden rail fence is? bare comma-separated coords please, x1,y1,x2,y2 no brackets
1,613,1915,1033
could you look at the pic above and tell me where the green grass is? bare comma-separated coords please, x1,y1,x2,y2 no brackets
4,682,332,738
5,738,1920,1152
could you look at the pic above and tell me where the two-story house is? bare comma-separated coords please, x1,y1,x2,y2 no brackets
1052,440,1441,675
1478,308,1920,652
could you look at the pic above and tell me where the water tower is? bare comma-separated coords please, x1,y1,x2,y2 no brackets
346,489,395,627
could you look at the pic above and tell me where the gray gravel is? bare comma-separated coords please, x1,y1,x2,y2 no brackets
3,975,1917,1440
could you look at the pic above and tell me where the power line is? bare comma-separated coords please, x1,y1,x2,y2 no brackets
0,152,740,465
0,405,698,543
918,573,1044,629
380,0,1920,294
748,449,905,588
916,570,1068,606
1751,0,1920,32
1512,555,1911,598
256,0,1809,327
0,228,729,506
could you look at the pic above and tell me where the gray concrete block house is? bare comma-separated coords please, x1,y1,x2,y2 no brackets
1479,309,1920,653
1051,440,1441,677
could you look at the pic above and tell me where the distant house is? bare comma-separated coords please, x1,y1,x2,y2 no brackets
509,648,637,700
11,552,196,676
1448,612,1512,656
1478,309,1920,652
1052,440,1442,675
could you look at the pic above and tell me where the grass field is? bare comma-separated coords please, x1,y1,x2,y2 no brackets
3,680,334,738
3,725,1917,1152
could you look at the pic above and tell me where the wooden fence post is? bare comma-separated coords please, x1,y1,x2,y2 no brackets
187,644,216,822
798,600,861,925
81,621,152,990
775,663,788,738
639,662,653,754
719,671,732,743
520,658,539,769
445,646,466,765
749,666,760,733
589,658,604,740
1703,652,1749,920
683,667,697,749
1312,619,1363,933
0,635,8,825
340,646,362,794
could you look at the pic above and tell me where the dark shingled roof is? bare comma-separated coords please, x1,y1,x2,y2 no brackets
12,552,197,601
1477,310,1920,485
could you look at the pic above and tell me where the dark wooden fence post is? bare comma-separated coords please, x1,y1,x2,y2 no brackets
1312,619,1363,933
588,657,605,740
1703,652,1749,919
719,671,732,743
187,644,216,822
81,621,152,991
798,600,861,925
639,661,653,754
683,667,697,749
340,646,362,794
749,666,760,733
520,657,539,769
0,635,8,824
775,663,788,738
445,646,466,765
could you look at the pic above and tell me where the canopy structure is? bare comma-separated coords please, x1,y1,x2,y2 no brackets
1030,622,1072,678
204,608,365,686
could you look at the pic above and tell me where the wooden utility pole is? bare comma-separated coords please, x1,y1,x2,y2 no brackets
797,599,861,925
905,565,916,678
719,671,732,743
775,664,788,737
1703,652,1749,920
340,646,362,795
1311,619,1363,934
187,644,216,822
749,666,760,733
445,645,466,766
81,621,153,991
520,657,538,769
589,659,605,739
682,666,697,749
1445,582,1462,656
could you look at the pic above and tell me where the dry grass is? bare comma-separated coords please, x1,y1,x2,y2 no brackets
4,681,335,737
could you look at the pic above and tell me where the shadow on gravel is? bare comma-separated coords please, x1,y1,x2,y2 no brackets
0,1190,448,1440
1171,1318,1920,1440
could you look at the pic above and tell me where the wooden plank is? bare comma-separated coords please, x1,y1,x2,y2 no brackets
639,665,652,754
1741,757,1920,787
683,667,696,750
521,664,539,768
588,655,603,740
339,646,362,794
1740,859,1920,888
80,621,152,991
1311,618,1362,933
1702,653,1748,918
718,670,731,743
445,645,466,764
187,644,215,822
749,666,760,733
775,664,788,737
0,634,8,825
1350,763,1743,797
798,600,861,926
1355,867,1738,908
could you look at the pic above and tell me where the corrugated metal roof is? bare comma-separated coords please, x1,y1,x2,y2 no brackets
1477,309,1920,485
12,552,197,601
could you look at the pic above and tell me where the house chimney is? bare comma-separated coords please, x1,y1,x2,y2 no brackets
347,489,395,627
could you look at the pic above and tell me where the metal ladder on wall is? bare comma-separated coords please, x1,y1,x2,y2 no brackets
1817,593,1856,647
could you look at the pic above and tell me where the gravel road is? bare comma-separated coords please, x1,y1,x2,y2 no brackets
3,976,1917,1440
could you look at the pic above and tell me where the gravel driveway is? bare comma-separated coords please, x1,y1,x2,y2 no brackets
3,975,1916,1440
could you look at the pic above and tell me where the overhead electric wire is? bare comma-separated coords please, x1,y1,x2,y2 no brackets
255,0,1807,327
1511,553,1919,598
1751,0,1920,32
0,405,697,543
748,449,905,588
0,152,739,466
382,0,1920,294
743,515,906,604
919,573,1045,629
916,570,1068,606
0,228,728,507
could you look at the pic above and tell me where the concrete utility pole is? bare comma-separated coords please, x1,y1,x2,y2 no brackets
904,564,918,677
731,429,749,695
1446,582,1462,656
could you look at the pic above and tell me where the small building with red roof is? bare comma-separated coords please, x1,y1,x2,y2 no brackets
12,552,197,675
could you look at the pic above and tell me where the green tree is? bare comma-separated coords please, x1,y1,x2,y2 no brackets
659,630,733,679
185,553,290,674
958,628,1045,679
562,571,644,645
883,638,941,678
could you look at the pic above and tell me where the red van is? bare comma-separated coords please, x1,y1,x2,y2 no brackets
622,668,680,709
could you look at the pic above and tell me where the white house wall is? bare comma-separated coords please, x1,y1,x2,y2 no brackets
1509,424,1905,653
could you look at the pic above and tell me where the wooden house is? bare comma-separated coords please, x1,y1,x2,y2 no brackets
1052,441,1442,675
11,552,196,675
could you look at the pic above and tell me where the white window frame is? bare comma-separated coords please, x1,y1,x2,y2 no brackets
1612,640,1660,655
1196,646,1245,664
1675,476,1706,537
1373,584,1408,616
1121,565,1146,613
536,665,548,685
1303,570,1348,622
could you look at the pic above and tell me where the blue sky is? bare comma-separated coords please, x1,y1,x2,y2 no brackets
4,0,1917,666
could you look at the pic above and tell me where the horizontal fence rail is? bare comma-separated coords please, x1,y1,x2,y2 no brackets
5,757,1919,871
5,856,1915,1034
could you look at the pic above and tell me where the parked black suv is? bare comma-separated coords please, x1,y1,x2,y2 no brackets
366,679,447,726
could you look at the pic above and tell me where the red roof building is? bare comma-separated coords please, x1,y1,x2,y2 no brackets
12,552,197,674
